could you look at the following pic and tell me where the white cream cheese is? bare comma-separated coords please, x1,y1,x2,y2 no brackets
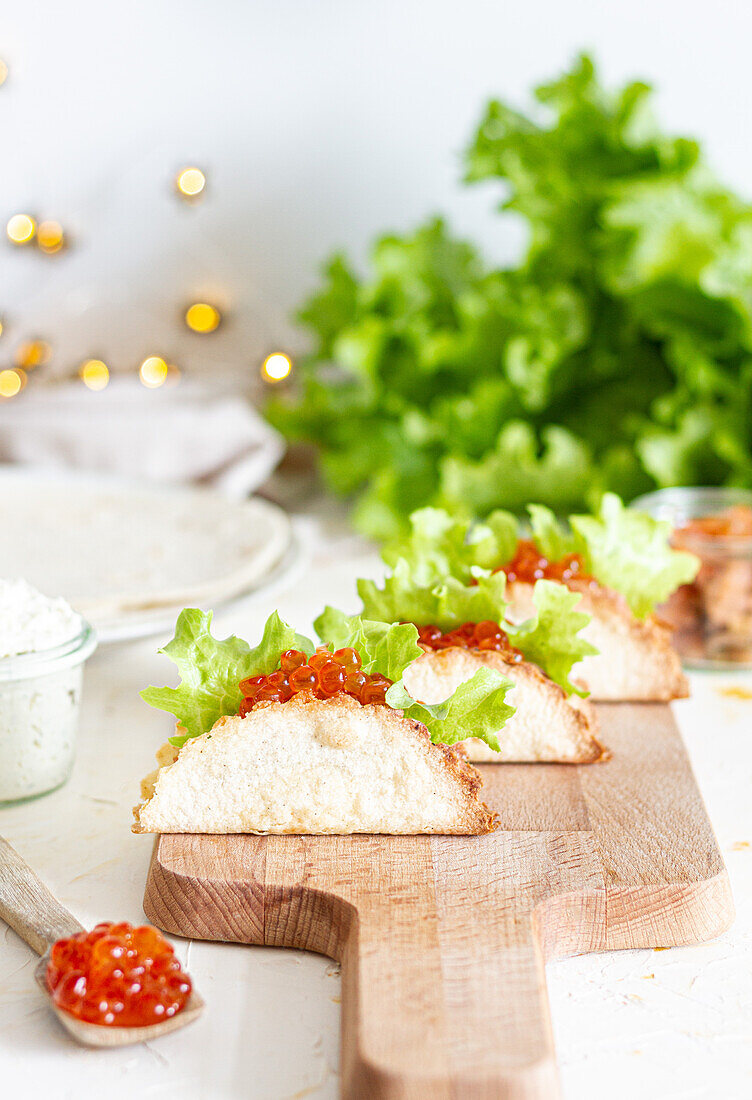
0,579,82,658
0,580,95,803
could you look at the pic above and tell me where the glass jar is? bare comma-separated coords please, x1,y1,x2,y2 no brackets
632,487,752,669
0,622,97,803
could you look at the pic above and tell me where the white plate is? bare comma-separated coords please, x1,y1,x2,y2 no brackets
0,467,297,643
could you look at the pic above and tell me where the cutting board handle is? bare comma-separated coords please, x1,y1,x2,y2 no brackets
0,836,84,956
341,898,559,1099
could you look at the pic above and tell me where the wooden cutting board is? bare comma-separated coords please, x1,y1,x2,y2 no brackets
143,704,734,1099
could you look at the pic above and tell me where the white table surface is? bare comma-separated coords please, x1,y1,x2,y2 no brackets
2,510,752,1100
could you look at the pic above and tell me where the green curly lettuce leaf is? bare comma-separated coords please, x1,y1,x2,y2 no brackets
141,609,314,747
439,422,597,518
314,608,514,750
526,504,577,561
384,495,699,619
522,495,699,616
505,580,597,696
357,563,510,633
354,561,591,696
382,507,516,585
522,498,701,617
384,669,515,751
314,606,423,682
567,493,699,618
267,56,752,540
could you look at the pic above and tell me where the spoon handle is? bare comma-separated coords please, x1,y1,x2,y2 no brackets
0,836,84,956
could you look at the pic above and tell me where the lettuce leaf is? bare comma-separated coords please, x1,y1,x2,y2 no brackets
143,605,514,755
567,493,699,618
439,422,597,518
315,608,515,750
483,510,521,566
383,506,517,584
314,606,423,682
357,562,510,632
505,580,597,695
354,560,591,695
526,504,577,561
384,669,515,751
523,497,699,617
267,57,752,541
141,609,314,747
384,496,699,619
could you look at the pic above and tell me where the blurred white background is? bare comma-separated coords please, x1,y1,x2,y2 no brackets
2,0,751,388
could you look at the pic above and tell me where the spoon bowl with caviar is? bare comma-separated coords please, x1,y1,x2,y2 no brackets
0,835,203,1047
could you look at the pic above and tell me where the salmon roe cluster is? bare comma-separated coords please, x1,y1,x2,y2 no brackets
502,538,589,585
46,921,191,1027
416,620,523,661
239,647,392,715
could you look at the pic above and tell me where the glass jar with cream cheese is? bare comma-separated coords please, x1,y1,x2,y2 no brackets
0,580,97,803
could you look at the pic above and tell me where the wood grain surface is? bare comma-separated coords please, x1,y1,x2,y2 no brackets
143,703,734,1099
0,835,84,955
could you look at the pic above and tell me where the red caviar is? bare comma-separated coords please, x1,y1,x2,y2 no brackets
416,620,523,661
239,647,392,715
502,539,589,585
46,921,191,1027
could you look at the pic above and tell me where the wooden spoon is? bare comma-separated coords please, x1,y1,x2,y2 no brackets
0,835,203,1047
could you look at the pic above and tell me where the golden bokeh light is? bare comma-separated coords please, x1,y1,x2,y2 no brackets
139,356,169,388
79,359,110,391
175,167,206,199
37,220,66,254
15,339,51,369
185,302,221,333
261,352,293,383
0,61,8,87
0,369,23,398
0,320,4,338
7,214,36,245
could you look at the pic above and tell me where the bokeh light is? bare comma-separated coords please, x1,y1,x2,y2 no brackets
79,359,110,391
0,61,8,87
37,220,66,254
261,352,293,382
0,369,24,397
15,339,51,369
185,302,221,333
175,168,206,199
7,214,36,245
139,356,169,388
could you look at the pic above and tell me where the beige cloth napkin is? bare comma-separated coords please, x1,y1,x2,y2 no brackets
0,378,285,498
